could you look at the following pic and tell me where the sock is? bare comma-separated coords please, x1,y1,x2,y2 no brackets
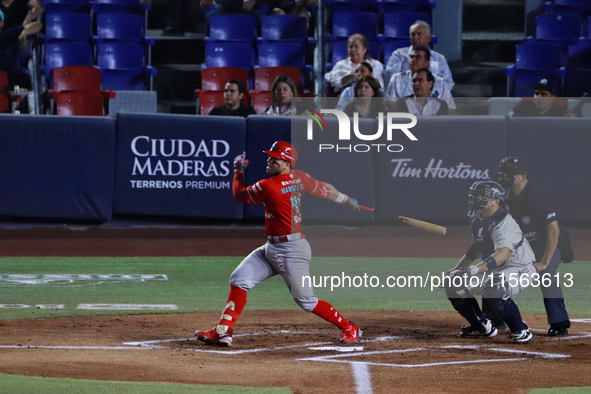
312,299,351,330
216,286,247,335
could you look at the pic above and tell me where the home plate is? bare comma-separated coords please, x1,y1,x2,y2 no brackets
309,346,364,352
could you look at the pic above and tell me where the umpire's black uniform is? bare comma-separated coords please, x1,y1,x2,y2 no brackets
507,182,570,334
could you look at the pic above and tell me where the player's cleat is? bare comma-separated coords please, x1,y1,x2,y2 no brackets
509,329,533,343
548,327,568,337
340,322,362,343
195,327,233,347
459,319,498,338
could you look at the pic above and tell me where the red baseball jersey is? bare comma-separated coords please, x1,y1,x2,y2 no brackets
233,169,330,236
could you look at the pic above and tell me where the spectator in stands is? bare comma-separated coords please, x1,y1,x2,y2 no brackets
343,75,385,118
268,0,317,27
336,62,385,111
385,45,454,113
0,0,43,31
324,33,384,94
394,68,449,116
0,9,42,89
209,78,256,117
263,74,299,115
509,79,575,117
384,20,454,92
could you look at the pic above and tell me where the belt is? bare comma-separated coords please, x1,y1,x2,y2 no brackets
267,233,304,243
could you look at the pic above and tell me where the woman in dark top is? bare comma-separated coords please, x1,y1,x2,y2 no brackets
343,75,385,118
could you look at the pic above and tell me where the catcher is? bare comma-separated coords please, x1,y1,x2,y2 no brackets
445,181,535,343
196,141,362,346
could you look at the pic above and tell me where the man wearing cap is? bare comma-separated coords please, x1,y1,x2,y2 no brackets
509,79,573,117
195,141,363,347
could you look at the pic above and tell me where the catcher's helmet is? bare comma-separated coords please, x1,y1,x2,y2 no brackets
498,157,528,188
264,141,298,167
468,181,505,217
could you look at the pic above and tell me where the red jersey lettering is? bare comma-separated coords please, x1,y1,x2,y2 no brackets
232,170,329,236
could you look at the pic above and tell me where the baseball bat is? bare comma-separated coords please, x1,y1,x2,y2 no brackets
358,205,447,235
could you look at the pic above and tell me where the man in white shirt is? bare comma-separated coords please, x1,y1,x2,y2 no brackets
385,46,455,111
384,20,454,92
394,68,449,116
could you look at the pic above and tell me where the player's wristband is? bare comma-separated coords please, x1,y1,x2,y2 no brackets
483,256,498,271
334,193,347,204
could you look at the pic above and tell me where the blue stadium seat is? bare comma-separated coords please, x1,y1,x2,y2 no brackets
260,15,311,44
97,42,157,90
383,0,436,14
504,42,566,96
44,41,94,86
205,14,257,44
331,12,380,41
547,0,591,18
258,42,308,70
535,13,583,46
96,13,153,44
205,42,256,70
565,42,591,96
383,11,432,41
92,0,150,14
45,12,92,42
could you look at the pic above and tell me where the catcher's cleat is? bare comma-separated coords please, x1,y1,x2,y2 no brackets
195,327,233,347
340,322,362,343
509,329,533,343
459,319,498,338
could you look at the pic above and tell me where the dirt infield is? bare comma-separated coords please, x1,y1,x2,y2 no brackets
1,225,590,393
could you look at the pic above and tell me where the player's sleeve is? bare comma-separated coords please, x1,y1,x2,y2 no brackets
232,172,266,205
297,170,331,199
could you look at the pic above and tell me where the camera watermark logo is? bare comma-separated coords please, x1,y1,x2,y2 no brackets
303,108,418,153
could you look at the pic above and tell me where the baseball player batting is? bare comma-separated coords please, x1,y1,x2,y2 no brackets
444,181,535,343
196,141,362,346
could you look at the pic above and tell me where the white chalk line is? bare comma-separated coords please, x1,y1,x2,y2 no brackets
298,345,571,368
351,362,373,394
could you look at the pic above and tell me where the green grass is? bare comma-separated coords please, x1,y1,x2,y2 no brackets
0,256,589,393
0,374,292,393
530,388,591,393
0,256,589,320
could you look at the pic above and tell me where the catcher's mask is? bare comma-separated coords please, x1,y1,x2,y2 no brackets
498,157,528,188
264,141,298,167
468,181,505,217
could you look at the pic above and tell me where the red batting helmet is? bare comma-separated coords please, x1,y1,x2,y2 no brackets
263,141,298,167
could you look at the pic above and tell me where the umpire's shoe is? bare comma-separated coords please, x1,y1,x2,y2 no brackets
196,327,233,347
459,319,498,338
341,322,362,343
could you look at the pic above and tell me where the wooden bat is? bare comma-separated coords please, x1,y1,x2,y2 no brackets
358,205,447,235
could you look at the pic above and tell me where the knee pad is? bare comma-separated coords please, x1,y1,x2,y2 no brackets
293,296,318,312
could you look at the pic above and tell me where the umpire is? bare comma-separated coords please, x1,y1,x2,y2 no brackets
497,157,571,336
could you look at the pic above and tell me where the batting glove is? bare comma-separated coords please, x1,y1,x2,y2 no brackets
233,152,249,173
341,195,361,212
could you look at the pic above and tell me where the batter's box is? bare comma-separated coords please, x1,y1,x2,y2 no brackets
298,345,570,368
123,333,402,355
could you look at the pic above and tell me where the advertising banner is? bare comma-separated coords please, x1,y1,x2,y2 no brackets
0,115,116,220
113,113,245,218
